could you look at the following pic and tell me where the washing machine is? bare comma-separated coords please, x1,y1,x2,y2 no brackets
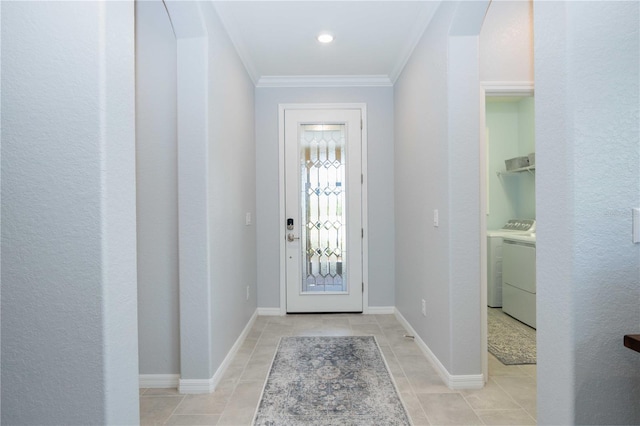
487,219,535,307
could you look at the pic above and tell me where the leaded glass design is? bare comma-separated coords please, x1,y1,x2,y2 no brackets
300,124,347,293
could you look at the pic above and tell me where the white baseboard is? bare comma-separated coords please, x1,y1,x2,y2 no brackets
394,310,484,390
257,307,283,316
366,306,395,315
150,307,483,392
449,373,485,389
258,306,395,315
177,378,214,394
178,309,258,394
139,374,180,389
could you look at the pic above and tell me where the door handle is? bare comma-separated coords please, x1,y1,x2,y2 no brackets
287,233,300,242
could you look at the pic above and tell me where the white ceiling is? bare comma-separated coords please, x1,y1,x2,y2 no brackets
212,1,441,86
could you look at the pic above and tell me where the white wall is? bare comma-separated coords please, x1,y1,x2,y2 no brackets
516,97,535,220
535,2,640,424
1,2,139,424
486,98,535,230
480,0,533,82
136,0,180,375
255,87,395,309
486,101,522,228
481,0,535,232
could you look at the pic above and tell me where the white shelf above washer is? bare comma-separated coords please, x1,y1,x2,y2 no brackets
497,165,535,176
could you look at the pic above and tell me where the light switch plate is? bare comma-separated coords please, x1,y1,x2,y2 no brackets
633,208,640,243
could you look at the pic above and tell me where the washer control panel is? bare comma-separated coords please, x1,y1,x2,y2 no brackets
502,219,536,232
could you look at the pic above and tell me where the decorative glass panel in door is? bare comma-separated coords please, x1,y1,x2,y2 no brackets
300,124,346,293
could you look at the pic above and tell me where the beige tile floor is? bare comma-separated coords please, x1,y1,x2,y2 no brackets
140,314,537,425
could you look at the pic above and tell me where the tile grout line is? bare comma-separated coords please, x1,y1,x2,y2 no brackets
216,318,269,425
161,394,186,425
489,376,537,423
140,315,536,426
381,319,434,425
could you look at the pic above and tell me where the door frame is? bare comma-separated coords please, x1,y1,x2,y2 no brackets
278,103,369,315
479,81,534,381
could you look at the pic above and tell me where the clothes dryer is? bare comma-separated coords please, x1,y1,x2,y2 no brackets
487,219,535,307
502,234,536,328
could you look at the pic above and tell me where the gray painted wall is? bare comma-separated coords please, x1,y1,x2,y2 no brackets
176,33,214,380
535,2,640,424
136,0,180,375
255,87,395,309
141,1,257,382
200,2,257,374
1,2,139,424
394,1,456,370
394,0,492,375
0,3,2,419
394,0,533,376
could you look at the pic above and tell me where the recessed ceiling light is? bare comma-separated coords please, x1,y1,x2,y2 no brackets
317,33,334,43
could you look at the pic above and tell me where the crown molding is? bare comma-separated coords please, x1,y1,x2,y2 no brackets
256,75,393,88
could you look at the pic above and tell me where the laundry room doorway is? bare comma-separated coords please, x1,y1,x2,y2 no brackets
480,84,536,381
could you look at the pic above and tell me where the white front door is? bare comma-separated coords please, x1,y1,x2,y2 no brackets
284,108,363,313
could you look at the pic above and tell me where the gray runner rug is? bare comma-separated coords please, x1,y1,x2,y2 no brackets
488,307,537,365
253,336,411,426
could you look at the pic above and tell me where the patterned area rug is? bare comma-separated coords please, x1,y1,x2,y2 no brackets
488,308,537,365
253,336,411,426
